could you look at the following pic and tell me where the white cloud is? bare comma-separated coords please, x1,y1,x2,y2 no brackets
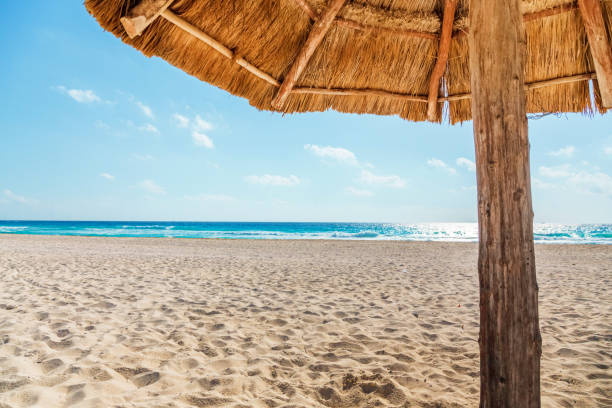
173,114,215,148
139,179,165,195
605,147,612,155
133,153,154,160
136,101,154,119
427,158,457,175
138,123,159,133
100,173,115,180
567,171,612,196
548,145,575,158
246,174,300,187
538,165,612,196
94,120,110,129
539,165,572,179
57,86,100,103
192,131,214,148
345,187,373,197
2,189,29,204
184,194,235,202
449,185,477,193
358,170,405,188
194,115,213,132
173,113,190,128
456,157,476,172
532,178,556,189
304,144,358,165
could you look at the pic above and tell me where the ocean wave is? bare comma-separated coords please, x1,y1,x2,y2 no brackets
0,222,610,244
120,224,173,229
0,226,29,232
331,231,379,238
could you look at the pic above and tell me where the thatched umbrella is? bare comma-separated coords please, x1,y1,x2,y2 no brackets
85,0,612,405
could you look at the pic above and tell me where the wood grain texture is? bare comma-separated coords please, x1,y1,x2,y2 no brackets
469,0,542,406
455,3,578,38
271,0,347,110
427,0,457,121
578,0,612,107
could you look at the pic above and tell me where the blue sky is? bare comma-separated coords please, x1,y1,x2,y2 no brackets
1,2,611,223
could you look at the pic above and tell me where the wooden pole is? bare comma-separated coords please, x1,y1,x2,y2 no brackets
293,87,428,102
578,0,612,108
469,0,541,406
523,2,578,22
293,0,317,20
271,0,347,110
160,10,280,87
427,0,457,121
335,17,439,40
444,72,596,102
120,0,174,38
292,72,594,102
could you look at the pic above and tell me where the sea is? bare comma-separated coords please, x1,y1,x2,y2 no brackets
0,221,611,244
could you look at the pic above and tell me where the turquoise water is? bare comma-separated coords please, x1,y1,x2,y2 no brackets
0,221,611,244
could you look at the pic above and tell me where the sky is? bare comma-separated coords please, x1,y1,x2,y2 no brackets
1,2,611,223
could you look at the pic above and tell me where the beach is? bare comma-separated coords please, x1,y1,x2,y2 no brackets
0,234,610,408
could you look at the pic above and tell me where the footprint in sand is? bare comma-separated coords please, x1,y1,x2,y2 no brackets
113,366,149,379
45,338,73,350
65,384,86,406
85,367,112,381
0,377,29,392
183,394,234,407
9,389,39,406
131,371,160,387
40,358,64,374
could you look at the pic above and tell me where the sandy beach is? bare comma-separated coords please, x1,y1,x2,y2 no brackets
0,234,610,407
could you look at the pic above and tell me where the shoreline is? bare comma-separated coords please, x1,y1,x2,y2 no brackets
2,221,611,245
1,233,610,245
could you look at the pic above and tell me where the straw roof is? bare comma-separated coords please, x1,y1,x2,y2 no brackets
85,0,611,123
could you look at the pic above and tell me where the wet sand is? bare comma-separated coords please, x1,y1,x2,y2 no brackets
0,234,610,407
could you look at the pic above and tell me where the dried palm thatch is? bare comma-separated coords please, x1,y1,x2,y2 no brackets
85,0,611,123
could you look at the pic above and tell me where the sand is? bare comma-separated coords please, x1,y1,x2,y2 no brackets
0,234,610,408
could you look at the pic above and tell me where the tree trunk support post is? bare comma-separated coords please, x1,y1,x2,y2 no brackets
468,0,542,407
